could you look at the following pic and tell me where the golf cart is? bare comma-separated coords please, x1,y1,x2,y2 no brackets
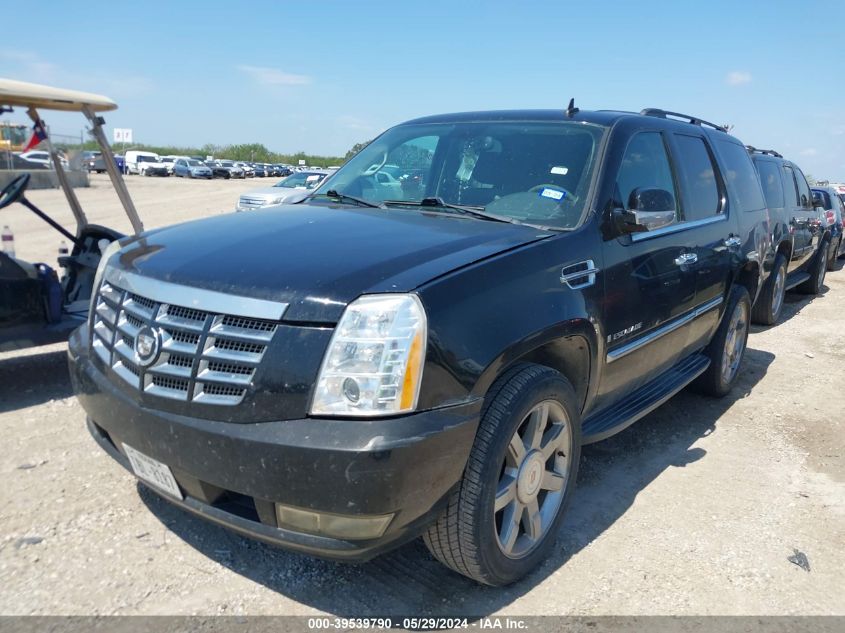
0,78,143,352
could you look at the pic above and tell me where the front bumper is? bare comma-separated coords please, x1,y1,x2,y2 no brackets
68,326,480,561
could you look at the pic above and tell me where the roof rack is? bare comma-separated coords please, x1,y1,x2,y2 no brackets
745,146,783,158
640,108,728,133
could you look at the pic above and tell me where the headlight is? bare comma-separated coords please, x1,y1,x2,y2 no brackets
310,294,427,417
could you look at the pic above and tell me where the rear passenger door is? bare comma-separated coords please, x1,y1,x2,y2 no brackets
783,164,814,267
667,132,739,351
793,166,823,257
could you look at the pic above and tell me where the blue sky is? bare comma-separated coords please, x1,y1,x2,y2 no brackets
1,0,843,178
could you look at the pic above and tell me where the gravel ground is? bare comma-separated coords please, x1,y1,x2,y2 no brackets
0,175,843,616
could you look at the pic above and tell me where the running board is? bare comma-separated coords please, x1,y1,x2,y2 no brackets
784,271,810,291
581,353,710,444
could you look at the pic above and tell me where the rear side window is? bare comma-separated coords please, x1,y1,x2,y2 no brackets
793,167,813,209
672,134,721,221
716,141,766,212
782,166,799,206
756,159,784,208
616,131,678,216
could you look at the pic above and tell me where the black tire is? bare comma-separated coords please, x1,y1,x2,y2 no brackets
692,285,751,397
423,363,581,586
798,240,828,294
826,237,840,270
751,254,787,326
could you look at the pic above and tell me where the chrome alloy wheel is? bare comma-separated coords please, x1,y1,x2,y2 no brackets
771,266,785,317
721,300,748,384
494,401,572,558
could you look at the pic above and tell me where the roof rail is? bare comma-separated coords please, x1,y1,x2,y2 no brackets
640,108,728,133
745,145,783,158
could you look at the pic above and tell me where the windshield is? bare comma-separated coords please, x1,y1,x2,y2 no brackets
221,161,233,167
160,157,174,163
188,160,203,167
313,120,606,229
276,172,325,189
138,155,158,162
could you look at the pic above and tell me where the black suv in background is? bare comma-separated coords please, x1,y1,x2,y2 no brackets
748,148,831,324
70,107,770,586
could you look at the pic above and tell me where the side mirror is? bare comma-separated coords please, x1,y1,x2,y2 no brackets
614,187,677,233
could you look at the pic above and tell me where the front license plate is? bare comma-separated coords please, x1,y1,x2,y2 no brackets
122,443,183,500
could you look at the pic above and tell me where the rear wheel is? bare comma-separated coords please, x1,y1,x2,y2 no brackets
692,285,750,397
799,240,828,294
751,254,787,326
424,364,581,586
827,237,841,270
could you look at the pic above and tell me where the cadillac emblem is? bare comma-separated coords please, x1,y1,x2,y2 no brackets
134,326,162,367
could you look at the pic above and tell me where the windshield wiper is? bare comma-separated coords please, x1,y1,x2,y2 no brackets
313,190,385,209
383,197,515,224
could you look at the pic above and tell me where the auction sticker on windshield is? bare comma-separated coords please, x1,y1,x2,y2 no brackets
122,443,183,499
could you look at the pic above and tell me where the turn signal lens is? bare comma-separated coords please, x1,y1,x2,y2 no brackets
310,294,427,417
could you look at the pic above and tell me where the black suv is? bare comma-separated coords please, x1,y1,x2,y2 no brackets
69,107,769,586
748,148,830,324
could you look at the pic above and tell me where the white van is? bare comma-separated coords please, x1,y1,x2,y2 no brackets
125,150,167,176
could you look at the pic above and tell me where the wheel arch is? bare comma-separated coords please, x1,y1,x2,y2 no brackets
470,319,597,412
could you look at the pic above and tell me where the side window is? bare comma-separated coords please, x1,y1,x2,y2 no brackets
782,165,799,206
715,140,766,212
756,160,784,209
672,134,721,221
793,167,813,209
615,131,678,225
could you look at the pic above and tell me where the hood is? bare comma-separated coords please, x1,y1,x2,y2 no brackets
190,165,211,171
113,203,553,322
240,186,305,201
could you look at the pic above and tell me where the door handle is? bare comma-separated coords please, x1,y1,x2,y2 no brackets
724,236,742,248
674,252,698,266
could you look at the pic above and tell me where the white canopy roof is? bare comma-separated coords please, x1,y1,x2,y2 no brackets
0,78,117,112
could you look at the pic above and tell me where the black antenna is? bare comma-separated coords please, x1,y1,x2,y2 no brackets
565,98,579,117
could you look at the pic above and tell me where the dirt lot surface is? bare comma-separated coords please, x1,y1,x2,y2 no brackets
0,175,843,616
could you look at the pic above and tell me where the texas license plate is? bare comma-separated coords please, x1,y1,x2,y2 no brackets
122,443,183,499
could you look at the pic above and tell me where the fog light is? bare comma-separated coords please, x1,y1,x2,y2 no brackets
275,504,393,540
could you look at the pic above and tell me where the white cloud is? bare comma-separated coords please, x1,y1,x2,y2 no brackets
800,148,818,157
726,71,752,86
236,65,311,86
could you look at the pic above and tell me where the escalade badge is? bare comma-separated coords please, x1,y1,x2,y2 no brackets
134,326,162,367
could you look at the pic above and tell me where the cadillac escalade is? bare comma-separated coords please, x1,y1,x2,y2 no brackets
69,106,770,585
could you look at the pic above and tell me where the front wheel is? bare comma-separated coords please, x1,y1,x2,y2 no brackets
424,364,581,586
692,285,751,397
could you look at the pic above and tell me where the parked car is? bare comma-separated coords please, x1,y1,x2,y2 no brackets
0,150,50,170
748,148,832,324
140,158,169,177
70,106,773,586
173,158,212,179
18,149,69,169
236,169,330,210
159,156,178,175
205,161,232,179
234,161,254,177
812,185,845,267
216,160,245,179
125,151,160,175
80,151,102,172
251,163,267,178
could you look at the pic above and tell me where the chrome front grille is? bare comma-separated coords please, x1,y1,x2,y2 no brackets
91,280,279,406
238,196,267,210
